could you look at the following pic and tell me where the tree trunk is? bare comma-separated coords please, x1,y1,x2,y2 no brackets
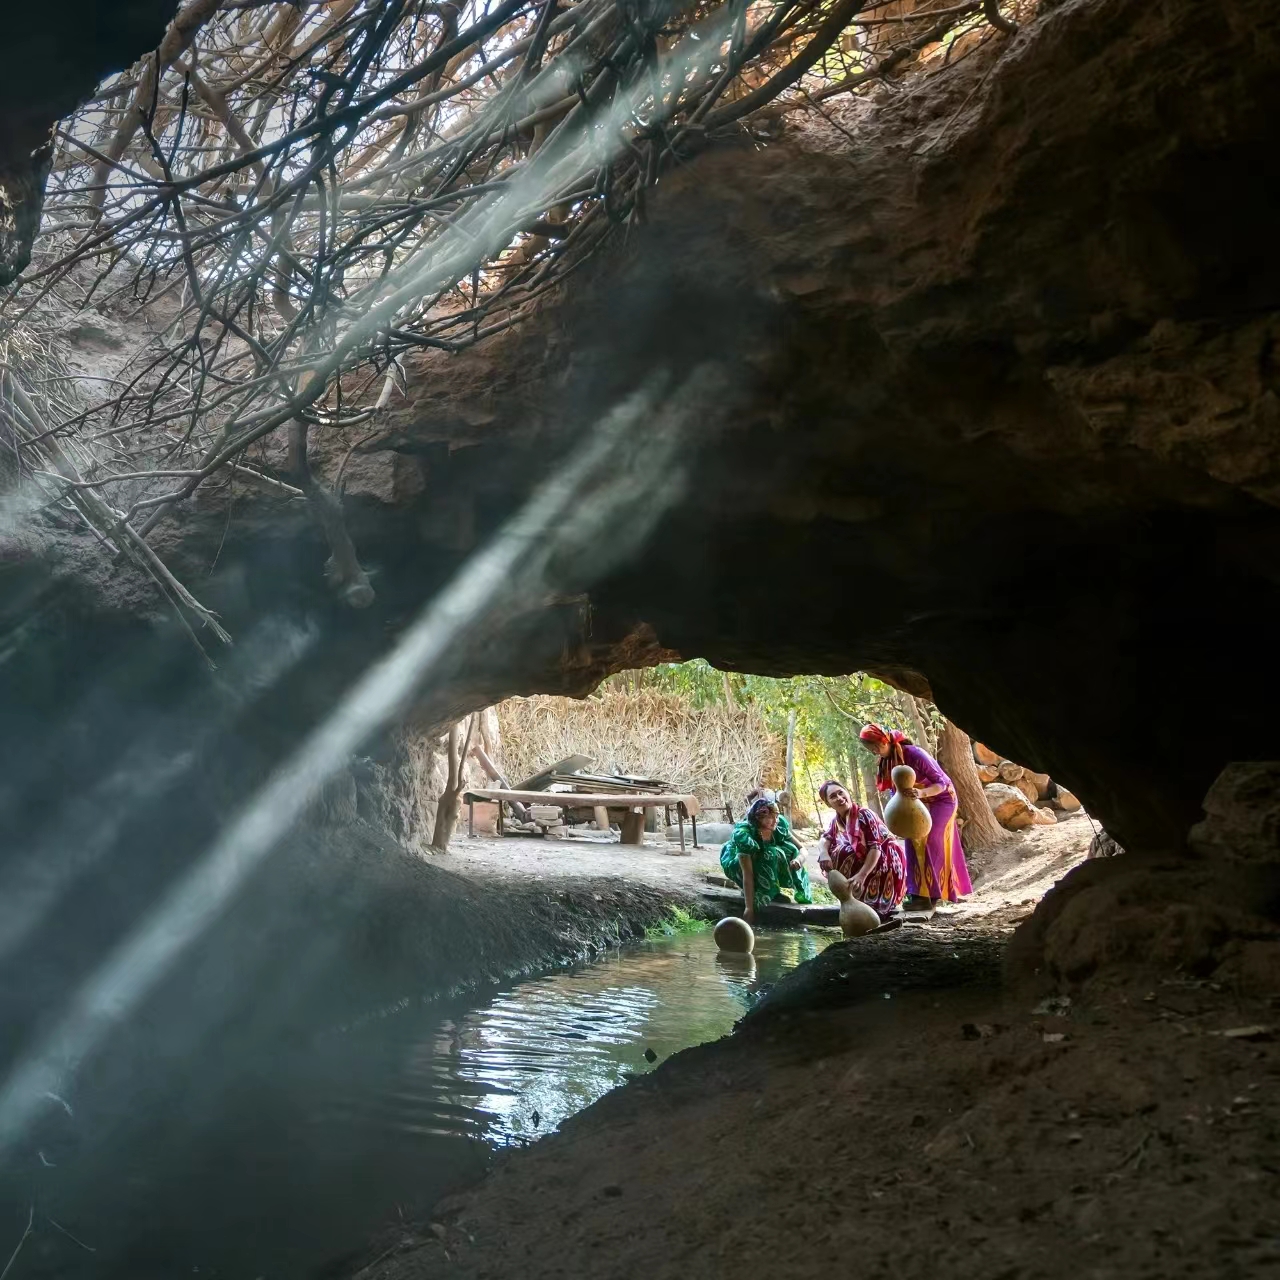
858,755,883,818
721,671,736,707
937,718,1008,851
847,750,863,805
431,715,477,851
783,707,798,819
900,692,930,751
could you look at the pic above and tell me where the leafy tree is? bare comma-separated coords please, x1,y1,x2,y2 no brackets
603,663,917,812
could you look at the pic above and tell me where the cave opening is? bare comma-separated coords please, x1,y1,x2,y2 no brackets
3,0,1280,1274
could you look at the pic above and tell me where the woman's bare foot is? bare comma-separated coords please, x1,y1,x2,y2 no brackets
902,895,935,916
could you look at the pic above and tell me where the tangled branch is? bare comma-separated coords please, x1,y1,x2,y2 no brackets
0,0,1017,656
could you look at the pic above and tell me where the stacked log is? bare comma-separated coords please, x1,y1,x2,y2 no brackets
972,742,1084,831
984,783,1037,830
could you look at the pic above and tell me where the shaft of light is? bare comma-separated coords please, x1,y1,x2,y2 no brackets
0,371,699,1154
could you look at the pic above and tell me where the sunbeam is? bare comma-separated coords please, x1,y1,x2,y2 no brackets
0,364,722,1155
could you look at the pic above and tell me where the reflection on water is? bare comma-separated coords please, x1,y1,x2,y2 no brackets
6,927,833,1278
324,926,833,1148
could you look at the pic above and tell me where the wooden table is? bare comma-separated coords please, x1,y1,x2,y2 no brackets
462,788,702,847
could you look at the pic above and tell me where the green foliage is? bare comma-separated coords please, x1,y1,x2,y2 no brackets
645,905,710,940
808,878,838,906
604,661,918,804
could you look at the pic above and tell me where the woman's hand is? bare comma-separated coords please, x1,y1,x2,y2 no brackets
743,905,756,925
789,857,802,871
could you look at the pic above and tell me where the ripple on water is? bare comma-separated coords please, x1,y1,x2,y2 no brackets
323,925,836,1147
9,927,835,1278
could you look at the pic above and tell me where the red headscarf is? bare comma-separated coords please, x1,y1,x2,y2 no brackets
859,723,911,792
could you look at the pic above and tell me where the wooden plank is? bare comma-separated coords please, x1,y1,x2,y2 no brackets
760,900,840,926
698,885,839,927
463,788,700,815
513,755,594,792
546,774,671,795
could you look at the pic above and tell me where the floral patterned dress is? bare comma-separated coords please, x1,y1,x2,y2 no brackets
817,805,907,918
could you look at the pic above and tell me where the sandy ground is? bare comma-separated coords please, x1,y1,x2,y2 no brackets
439,813,1098,916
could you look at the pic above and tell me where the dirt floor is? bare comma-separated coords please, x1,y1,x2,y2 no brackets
440,810,1097,909
342,816,1280,1280
361,963,1280,1279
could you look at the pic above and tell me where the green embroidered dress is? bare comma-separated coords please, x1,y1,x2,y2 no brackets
719,817,813,912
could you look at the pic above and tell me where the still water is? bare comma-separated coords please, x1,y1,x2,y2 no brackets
11,927,834,1278
320,925,832,1148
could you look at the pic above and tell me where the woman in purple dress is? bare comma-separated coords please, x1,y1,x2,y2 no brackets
859,723,972,910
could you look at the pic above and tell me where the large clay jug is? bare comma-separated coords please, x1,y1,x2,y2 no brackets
713,915,755,954
883,764,933,844
826,869,881,938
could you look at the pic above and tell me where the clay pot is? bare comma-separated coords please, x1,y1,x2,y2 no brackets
826,870,882,938
713,915,755,953
883,765,933,843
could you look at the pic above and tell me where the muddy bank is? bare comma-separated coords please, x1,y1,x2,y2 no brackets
202,818,712,1019
352,914,1280,1280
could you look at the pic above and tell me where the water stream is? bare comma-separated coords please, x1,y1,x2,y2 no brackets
8,927,835,1279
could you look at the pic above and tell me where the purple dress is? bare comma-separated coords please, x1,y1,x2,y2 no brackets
900,744,972,902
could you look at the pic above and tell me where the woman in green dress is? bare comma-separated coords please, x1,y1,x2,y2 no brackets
720,797,813,924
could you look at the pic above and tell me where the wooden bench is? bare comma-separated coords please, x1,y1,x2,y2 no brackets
462,788,701,848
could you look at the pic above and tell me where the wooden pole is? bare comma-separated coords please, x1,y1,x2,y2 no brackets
784,707,798,820
620,809,645,844
470,741,531,822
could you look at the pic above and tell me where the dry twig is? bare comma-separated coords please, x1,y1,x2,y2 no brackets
1,0,1016,630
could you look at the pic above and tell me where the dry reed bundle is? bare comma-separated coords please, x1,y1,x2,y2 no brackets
496,689,778,811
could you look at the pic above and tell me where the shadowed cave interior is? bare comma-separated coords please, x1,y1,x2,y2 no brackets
2,0,1280,1274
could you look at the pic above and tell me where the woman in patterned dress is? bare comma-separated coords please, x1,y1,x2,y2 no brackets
815,779,907,919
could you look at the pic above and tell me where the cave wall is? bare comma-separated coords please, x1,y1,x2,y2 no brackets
332,0,1279,852
5,0,1278,860
0,0,1277,1238
1,0,1279,1148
